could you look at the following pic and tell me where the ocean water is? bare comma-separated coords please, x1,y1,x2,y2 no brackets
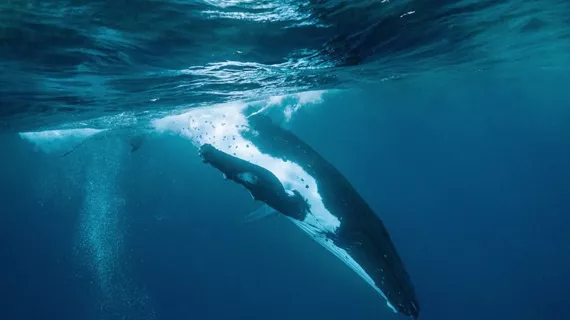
1,1,570,320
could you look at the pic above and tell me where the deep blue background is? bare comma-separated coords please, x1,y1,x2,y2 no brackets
1,76,569,320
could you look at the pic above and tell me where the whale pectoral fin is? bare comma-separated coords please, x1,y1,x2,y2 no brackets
243,205,278,224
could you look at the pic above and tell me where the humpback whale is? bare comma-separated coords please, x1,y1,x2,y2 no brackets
199,114,420,319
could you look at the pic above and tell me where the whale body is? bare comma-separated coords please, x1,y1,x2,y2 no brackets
199,113,420,319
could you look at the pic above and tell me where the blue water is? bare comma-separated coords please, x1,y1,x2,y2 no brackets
1,1,570,320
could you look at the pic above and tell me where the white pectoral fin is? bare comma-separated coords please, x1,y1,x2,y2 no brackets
243,205,278,224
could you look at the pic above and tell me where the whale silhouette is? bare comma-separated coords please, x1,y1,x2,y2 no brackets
199,113,420,318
